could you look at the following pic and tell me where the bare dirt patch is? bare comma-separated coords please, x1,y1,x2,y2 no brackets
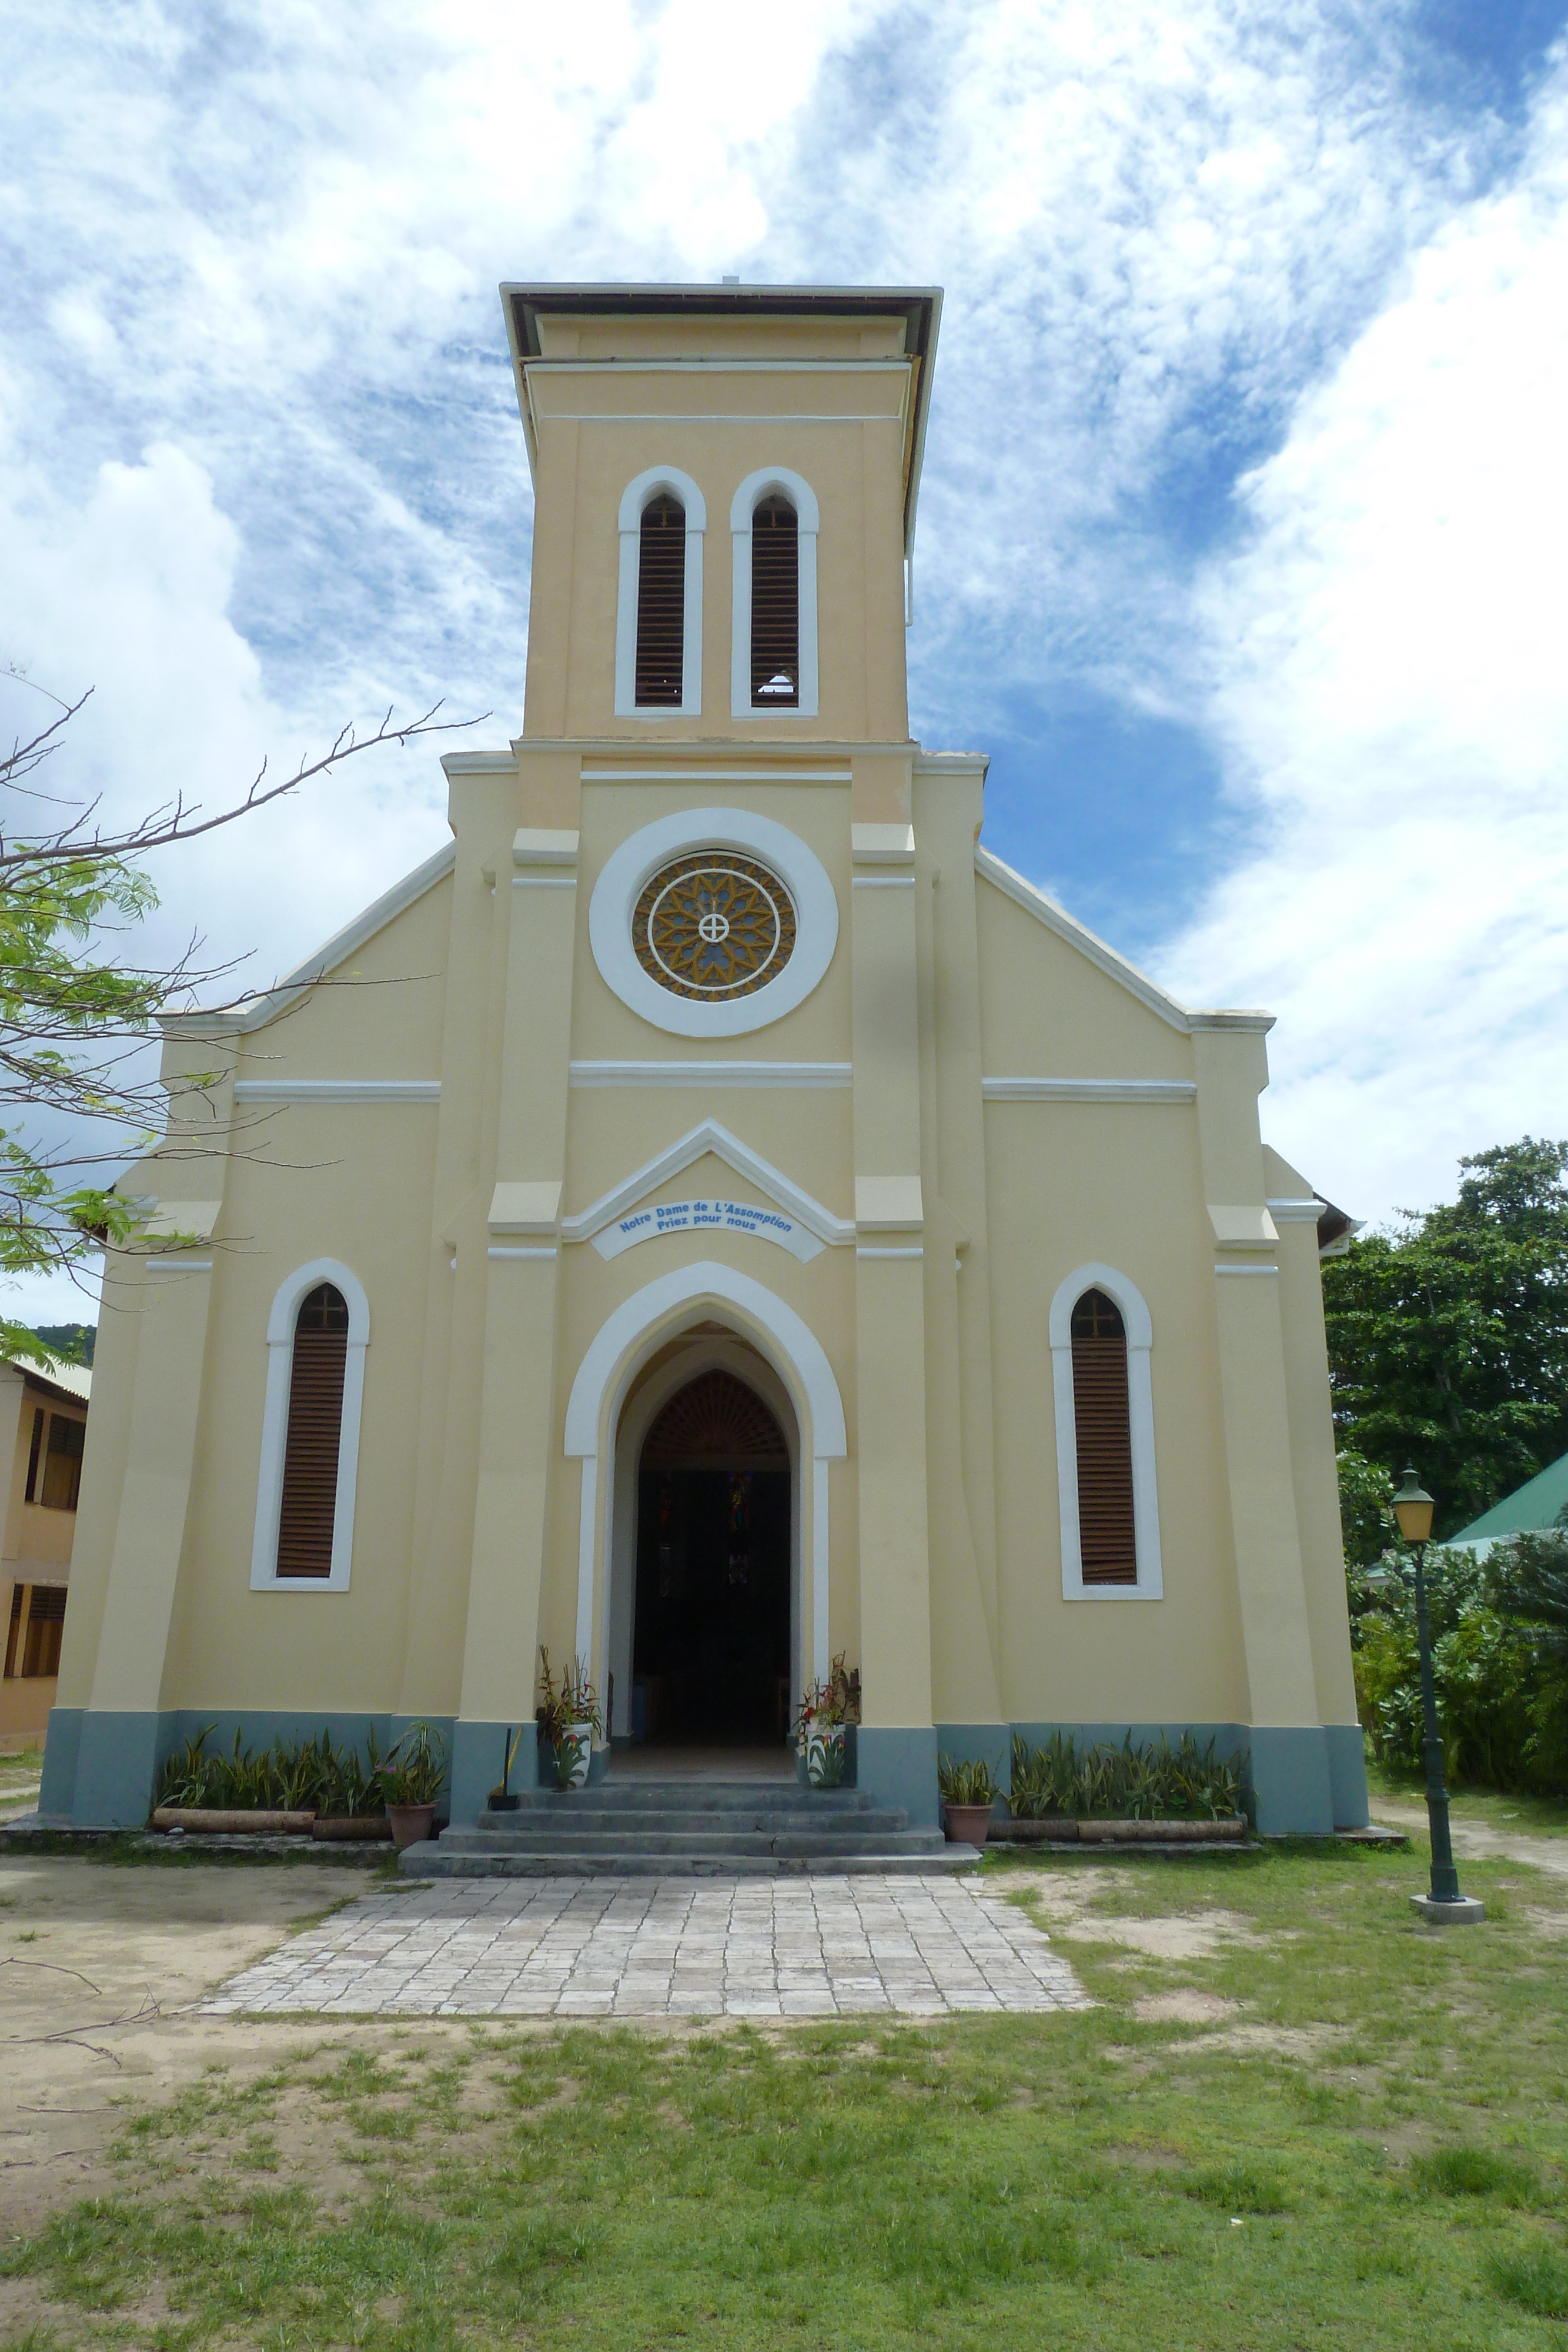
1134,1990,1240,2024
0,1852,373,2229
998,1868,1274,1960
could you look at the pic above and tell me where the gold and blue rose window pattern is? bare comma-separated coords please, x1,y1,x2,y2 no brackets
632,851,797,1000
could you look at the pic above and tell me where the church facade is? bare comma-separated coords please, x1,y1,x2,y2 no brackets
41,281,1368,1836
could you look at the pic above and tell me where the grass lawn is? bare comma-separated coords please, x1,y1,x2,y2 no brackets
0,1749,42,1821
1366,1759,1568,1840
2,1835,1566,2350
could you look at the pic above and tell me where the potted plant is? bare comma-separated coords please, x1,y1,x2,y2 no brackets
537,1649,602,1790
937,1752,999,1847
381,1721,448,1849
797,1652,860,1787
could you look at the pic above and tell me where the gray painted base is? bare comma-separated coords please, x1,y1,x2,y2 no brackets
42,1703,1372,1841
1324,1723,1372,1829
44,1708,457,1829
856,1726,940,1832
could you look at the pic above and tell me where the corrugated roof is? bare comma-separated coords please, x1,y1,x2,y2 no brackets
7,1355,92,1406
1449,1449,1568,1544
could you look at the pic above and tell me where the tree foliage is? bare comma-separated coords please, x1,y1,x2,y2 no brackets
1323,1139,1568,1538
1,677,474,1354
1354,1532,1568,1795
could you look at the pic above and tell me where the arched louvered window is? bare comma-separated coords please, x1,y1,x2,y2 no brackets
635,494,686,706
275,1284,349,1578
1069,1288,1138,1585
1049,1264,1162,1601
750,495,799,706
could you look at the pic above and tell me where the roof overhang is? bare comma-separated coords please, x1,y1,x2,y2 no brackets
499,280,942,557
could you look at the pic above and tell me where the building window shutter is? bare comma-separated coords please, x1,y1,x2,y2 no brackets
1070,1288,1138,1585
24,1408,44,1502
750,495,799,706
4,1583,21,1679
275,1283,349,1579
39,1415,85,1511
635,494,686,706
21,1585,66,1677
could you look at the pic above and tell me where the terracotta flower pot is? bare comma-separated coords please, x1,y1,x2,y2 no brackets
942,1801,993,1847
386,1802,437,1850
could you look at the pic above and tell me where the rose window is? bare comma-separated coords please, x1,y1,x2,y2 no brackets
632,852,797,1000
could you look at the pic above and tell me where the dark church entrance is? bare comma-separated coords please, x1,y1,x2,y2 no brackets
632,1369,791,1748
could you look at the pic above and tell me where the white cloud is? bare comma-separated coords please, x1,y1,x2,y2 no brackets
0,0,1559,1317
1161,60,1568,1220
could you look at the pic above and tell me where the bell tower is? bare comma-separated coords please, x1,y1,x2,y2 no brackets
501,282,941,745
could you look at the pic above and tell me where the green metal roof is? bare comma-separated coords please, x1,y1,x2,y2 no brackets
1449,1449,1568,1544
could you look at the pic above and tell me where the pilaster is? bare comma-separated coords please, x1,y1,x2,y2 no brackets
1192,1023,1330,1831
850,823,934,1734
452,828,580,1811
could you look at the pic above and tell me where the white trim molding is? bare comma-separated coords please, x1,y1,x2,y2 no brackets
561,1118,854,1250
982,1077,1196,1104
587,807,839,1039
233,1079,440,1104
1047,1263,1162,1602
730,466,820,720
614,466,705,720
569,1060,851,1090
563,1260,847,1692
250,1258,370,1595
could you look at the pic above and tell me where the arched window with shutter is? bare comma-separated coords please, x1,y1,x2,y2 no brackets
750,495,798,706
1048,1264,1162,1599
614,467,705,717
276,1284,349,1578
250,1260,370,1592
1069,1289,1136,1583
730,467,819,718
634,494,686,706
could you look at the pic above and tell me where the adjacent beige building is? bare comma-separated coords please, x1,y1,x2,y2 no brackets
41,282,1366,1834
2,1357,89,1744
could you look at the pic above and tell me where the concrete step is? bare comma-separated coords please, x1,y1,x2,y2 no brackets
494,1781,878,1814
400,1843,981,1880
448,1808,915,1842
436,1826,940,1859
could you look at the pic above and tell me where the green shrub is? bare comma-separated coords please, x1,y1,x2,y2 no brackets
1008,1730,1243,1820
154,1725,389,1815
1353,1535,1568,1793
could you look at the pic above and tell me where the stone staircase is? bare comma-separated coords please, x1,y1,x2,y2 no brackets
400,1779,974,1878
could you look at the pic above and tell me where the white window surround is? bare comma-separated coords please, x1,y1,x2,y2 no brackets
730,466,820,720
249,1258,370,1595
564,1260,847,1693
1048,1263,1163,1602
587,807,839,1040
614,466,705,720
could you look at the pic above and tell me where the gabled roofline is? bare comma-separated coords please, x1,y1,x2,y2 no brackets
499,280,942,557
561,1118,854,1250
973,847,1274,1036
159,841,456,1039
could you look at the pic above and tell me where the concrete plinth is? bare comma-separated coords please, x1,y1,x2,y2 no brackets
1410,1892,1485,1926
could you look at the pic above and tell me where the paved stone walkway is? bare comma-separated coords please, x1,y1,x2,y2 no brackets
204,1874,1091,2019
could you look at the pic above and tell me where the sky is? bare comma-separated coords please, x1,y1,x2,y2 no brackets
2,0,1567,1325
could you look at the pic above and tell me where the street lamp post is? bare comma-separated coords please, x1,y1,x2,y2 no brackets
1390,1469,1484,1926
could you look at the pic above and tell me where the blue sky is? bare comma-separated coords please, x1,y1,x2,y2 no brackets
3,0,1567,1321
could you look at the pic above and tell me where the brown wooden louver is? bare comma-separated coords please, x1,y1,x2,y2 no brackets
750,495,799,706
276,1282,349,1578
642,1369,788,1470
635,494,686,706
1069,1288,1138,1584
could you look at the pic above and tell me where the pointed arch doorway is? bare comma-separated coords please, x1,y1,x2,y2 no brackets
607,1334,799,1753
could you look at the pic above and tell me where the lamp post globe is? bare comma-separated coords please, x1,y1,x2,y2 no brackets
1392,1468,1482,1924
